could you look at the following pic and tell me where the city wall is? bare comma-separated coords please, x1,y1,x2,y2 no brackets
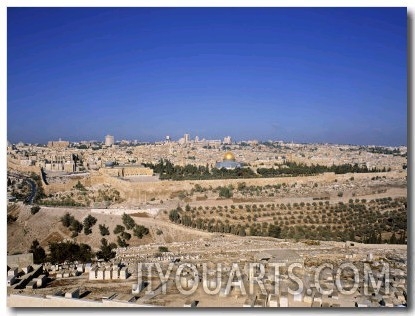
42,176,93,195
40,170,403,200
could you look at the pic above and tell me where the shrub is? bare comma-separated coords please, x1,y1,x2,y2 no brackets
7,214,18,224
158,246,169,252
30,205,41,215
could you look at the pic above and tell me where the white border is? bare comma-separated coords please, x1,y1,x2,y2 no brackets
2,1,413,316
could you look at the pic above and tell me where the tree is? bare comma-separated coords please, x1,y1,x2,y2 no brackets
83,215,97,235
113,225,125,234
117,236,129,247
29,239,46,264
78,243,94,262
121,232,131,240
169,209,180,223
96,238,116,261
268,224,281,238
48,241,94,263
60,212,73,227
219,186,233,198
74,181,87,191
249,225,258,236
70,219,83,233
83,214,97,227
99,224,110,236
133,225,149,239
389,233,397,244
122,213,136,230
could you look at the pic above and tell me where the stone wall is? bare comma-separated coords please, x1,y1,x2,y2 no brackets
7,253,33,268
42,170,404,201
7,157,39,174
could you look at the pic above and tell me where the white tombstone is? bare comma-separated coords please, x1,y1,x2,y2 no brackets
104,269,112,280
8,267,18,277
65,288,80,299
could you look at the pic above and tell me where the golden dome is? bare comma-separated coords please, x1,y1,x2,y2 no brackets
223,151,236,161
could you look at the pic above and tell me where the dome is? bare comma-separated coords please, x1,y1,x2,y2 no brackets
223,151,236,161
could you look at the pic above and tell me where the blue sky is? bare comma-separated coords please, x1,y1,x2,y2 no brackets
7,7,407,145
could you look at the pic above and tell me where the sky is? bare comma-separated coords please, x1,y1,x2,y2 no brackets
7,7,407,146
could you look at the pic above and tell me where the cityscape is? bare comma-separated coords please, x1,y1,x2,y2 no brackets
6,6,407,310
6,133,408,308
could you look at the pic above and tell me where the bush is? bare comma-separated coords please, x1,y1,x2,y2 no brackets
30,205,41,215
74,181,87,191
7,214,17,224
158,246,169,252
219,186,233,198
156,229,163,235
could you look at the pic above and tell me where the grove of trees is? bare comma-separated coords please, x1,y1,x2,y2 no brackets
143,159,390,181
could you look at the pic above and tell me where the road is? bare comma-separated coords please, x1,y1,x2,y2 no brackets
8,172,38,204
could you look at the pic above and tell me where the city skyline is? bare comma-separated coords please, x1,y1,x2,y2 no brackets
7,7,407,146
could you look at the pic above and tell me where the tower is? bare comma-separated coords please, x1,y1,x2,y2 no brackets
105,135,115,147
184,133,190,143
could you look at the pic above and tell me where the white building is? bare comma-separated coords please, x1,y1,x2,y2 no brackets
223,136,232,144
105,135,115,147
